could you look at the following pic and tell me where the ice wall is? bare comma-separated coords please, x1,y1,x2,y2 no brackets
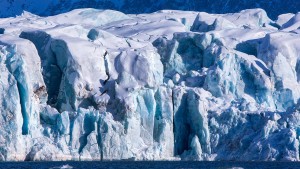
0,8,300,161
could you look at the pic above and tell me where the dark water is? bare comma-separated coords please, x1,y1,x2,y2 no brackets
0,161,300,169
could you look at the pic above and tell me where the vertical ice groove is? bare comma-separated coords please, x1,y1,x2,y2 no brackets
153,89,163,143
102,51,110,87
4,47,30,135
17,81,29,135
50,39,77,112
97,118,104,161
173,87,189,155
78,109,99,155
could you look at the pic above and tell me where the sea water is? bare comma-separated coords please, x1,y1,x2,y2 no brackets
0,161,299,169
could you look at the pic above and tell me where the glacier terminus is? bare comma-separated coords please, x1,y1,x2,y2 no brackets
0,8,300,161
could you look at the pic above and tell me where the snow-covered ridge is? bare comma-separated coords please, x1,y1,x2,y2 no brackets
0,8,300,161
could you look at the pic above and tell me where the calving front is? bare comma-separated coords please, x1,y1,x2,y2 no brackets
0,8,299,161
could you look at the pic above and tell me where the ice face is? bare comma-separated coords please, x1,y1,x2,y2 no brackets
281,13,300,32
0,8,300,161
191,9,275,32
0,35,47,160
257,32,300,110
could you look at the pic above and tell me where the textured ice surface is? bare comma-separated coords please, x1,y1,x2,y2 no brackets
0,8,300,161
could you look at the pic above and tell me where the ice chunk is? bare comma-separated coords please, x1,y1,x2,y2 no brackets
40,105,60,125
153,86,174,158
257,32,300,110
57,111,70,135
191,13,236,32
20,29,107,112
281,12,300,31
276,13,295,28
0,35,46,136
42,9,131,28
191,9,274,32
204,46,274,110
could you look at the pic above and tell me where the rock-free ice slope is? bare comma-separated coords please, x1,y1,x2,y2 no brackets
0,8,300,161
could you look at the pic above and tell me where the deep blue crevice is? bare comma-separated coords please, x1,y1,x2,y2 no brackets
173,91,190,155
0,28,4,34
19,31,63,107
17,81,29,135
78,113,96,154
97,117,105,160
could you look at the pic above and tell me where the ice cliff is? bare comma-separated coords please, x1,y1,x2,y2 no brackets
0,8,300,161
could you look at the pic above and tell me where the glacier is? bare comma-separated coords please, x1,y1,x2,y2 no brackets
0,8,300,161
